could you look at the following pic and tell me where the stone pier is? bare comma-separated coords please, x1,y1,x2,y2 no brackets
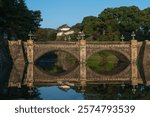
26,40,34,64
130,39,138,86
79,40,87,86
26,64,34,88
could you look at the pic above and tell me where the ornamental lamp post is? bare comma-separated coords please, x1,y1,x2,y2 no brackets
64,36,67,41
131,31,136,40
80,31,85,40
28,87,33,96
68,36,71,41
121,35,125,42
3,33,8,40
28,31,34,40
77,34,81,41
121,82,125,89
132,86,137,94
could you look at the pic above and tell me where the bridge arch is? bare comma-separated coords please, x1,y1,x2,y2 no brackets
34,49,79,76
86,49,130,76
35,49,78,61
87,49,130,62
86,48,131,62
34,47,80,63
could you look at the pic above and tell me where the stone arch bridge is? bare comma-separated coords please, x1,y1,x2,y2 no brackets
25,40,134,63
7,39,150,86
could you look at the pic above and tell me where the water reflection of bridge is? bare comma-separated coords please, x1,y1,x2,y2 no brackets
7,63,149,90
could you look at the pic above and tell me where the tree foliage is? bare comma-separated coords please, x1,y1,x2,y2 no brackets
0,0,42,40
34,28,57,41
73,6,150,41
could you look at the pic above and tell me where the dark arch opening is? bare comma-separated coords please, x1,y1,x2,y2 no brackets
35,50,79,76
87,50,130,75
34,49,79,63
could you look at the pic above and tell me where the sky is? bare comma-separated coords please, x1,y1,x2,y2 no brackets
26,0,150,29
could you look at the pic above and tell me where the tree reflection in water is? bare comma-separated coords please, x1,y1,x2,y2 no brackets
0,78,150,100
81,84,150,100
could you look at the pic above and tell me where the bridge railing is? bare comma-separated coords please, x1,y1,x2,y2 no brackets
9,40,147,45
86,41,131,44
34,41,78,44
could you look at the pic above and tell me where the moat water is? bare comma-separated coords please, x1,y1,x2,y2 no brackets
0,51,150,100
0,64,150,100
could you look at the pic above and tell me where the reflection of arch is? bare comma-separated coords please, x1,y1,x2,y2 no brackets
87,49,130,62
35,61,79,77
33,65,80,84
86,64,131,81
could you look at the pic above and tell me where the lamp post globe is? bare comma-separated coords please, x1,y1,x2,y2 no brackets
121,35,125,42
131,31,136,40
